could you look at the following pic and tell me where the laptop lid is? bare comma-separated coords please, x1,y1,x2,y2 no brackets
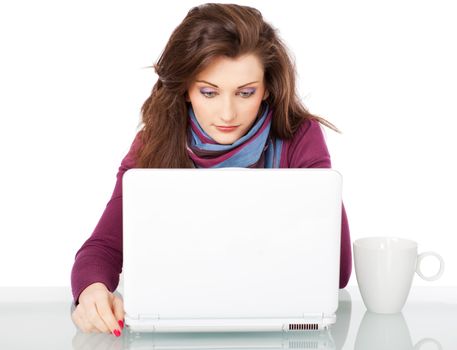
122,168,342,332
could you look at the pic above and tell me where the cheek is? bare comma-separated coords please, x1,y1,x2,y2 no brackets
188,88,200,104
240,95,265,118
188,93,215,124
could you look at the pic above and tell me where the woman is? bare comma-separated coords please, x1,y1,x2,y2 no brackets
71,3,352,336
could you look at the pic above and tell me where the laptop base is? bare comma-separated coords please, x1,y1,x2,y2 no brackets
125,314,336,333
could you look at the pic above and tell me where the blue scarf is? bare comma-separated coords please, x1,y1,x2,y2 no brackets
186,102,283,168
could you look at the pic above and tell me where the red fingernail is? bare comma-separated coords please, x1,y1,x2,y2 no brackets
113,329,121,337
118,320,124,329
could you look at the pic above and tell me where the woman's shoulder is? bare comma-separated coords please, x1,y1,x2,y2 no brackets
120,130,144,170
114,130,142,176
282,117,331,168
286,117,327,149
109,130,144,200
294,117,322,138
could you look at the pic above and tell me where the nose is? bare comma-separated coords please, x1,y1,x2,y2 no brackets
219,95,237,124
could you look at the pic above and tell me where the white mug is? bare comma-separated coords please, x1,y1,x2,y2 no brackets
353,237,445,314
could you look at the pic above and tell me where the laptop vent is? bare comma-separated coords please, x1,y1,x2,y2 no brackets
288,323,319,331
289,340,318,349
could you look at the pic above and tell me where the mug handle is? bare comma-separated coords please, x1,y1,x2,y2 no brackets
416,251,445,281
414,338,442,349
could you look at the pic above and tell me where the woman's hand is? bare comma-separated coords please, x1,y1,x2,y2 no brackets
71,282,125,336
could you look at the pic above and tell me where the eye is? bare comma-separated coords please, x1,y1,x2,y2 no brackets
238,89,256,98
200,89,217,98
199,88,256,98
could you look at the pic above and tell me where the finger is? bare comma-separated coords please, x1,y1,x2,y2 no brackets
80,311,102,333
72,307,94,333
112,296,125,330
71,310,88,333
72,312,93,333
84,300,111,333
95,296,122,336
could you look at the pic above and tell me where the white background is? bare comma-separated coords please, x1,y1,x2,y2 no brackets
0,0,455,288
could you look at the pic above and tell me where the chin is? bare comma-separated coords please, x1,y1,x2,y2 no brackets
213,135,239,145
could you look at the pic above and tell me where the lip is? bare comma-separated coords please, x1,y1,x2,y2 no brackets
215,125,239,132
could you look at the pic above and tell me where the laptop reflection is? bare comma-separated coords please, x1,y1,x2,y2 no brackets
123,330,336,350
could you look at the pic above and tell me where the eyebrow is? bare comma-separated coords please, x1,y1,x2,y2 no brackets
196,80,259,88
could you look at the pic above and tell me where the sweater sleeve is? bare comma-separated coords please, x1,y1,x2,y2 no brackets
288,119,352,289
70,131,143,306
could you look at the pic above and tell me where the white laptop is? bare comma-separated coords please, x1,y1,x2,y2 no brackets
122,168,342,333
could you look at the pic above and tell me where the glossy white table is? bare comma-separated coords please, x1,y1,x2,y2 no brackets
0,286,456,349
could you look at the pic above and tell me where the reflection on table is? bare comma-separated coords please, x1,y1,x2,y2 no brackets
0,286,455,349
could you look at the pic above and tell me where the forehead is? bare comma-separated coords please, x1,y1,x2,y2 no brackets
195,54,264,83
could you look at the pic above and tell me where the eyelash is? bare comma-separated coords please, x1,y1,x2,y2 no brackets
200,90,256,99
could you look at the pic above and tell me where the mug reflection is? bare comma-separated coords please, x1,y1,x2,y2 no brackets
355,311,442,350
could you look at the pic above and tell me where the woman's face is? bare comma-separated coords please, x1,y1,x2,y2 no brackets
186,53,269,145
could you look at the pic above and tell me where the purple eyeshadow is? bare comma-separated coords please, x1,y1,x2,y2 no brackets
199,87,256,97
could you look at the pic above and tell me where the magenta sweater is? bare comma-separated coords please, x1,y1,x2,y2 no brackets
71,119,352,305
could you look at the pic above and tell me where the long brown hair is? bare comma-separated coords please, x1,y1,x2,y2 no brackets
136,3,339,168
